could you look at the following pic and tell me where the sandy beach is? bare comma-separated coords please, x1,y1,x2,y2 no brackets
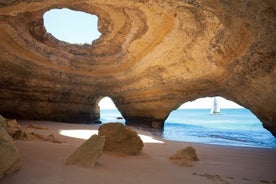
1,120,276,184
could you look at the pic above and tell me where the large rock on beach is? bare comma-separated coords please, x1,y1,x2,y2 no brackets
0,115,20,178
98,123,144,155
0,0,275,137
66,134,105,167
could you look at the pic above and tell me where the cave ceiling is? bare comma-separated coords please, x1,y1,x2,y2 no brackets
0,0,275,136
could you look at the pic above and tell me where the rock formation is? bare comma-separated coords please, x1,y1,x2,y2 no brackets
98,123,143,155
66,134,105,168
5,119,63,143
169,146,199,167
0,115,20,178
0,1,275,136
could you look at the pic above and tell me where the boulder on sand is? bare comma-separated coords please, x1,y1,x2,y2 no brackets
98,123,144,155
169,146,199,167
66,134,105,168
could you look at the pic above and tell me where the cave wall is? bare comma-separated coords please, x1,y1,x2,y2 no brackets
0,0,275,135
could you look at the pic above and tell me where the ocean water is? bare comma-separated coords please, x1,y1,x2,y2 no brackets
99,109,276,149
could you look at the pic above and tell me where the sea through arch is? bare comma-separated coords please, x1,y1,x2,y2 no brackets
43,8,101,45
97,97,125,124
163,96,276,148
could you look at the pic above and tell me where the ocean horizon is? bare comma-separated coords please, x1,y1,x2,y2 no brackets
99,108,276,149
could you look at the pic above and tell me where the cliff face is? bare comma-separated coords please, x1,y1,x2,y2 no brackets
0,0,275,136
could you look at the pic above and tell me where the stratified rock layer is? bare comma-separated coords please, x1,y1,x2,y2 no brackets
0,1,275,135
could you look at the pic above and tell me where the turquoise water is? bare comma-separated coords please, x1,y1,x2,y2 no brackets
99,109,276,149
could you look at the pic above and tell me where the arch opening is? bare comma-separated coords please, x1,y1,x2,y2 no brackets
43,8,101,45
164,96,276,148
98,97,125,124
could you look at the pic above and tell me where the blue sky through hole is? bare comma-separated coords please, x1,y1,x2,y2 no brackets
43,8,101,44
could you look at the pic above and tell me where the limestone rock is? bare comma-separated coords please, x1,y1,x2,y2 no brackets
27,124,48,130
0,0,275,136
5,119,63,143
5,119,35,140
5,119,22,137
43,134,63,144
66,134,105,168
0,115,20,178
169,146,199,167
98,123,144,155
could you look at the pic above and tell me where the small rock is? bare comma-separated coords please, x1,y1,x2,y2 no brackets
5,119,63,143
66,134,105,167
98,123,144,155
170,146,199,167
44,134,63,143
5,119,22,136
5,119,31,140
151,121,163,129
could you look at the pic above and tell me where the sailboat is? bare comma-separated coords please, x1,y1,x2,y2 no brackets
209,97,221,115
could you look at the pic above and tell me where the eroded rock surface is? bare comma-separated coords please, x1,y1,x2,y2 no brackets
66,134,105,168
170,146,199,167
0,115,20,178
98,123,143,155
0,0,275,135
5,119,63,143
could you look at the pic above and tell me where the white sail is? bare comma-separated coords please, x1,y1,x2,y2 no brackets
210,97,220,114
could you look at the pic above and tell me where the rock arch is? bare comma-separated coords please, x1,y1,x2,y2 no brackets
0,0,275,137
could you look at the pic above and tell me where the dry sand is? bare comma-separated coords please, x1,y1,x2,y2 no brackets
1,120,276,184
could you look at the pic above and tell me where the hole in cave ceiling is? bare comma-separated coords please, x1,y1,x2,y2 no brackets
43,8,101,45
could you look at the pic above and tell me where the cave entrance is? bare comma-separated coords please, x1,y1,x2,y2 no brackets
98,97,125,124
43,8,101,44
164,96,276,148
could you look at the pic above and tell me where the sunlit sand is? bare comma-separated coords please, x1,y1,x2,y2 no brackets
59,129,164,144
2,120,276,184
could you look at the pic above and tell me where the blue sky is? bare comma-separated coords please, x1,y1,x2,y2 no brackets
43,8,101,44
43,8,243,109
98,97,243,109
